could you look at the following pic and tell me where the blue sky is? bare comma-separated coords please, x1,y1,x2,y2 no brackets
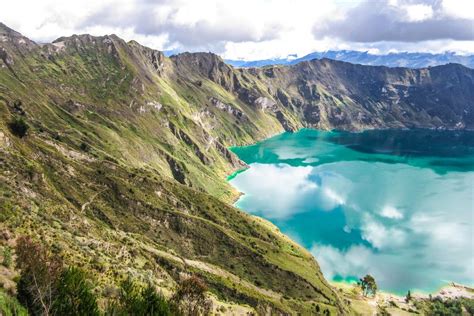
1,0,473,59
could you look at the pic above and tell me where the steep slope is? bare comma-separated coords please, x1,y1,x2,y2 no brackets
253,59,474,130
0,22,473,314
0,23,344,314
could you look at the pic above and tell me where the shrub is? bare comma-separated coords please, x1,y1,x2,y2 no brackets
140,282,172,315
172,275,212,316
2,246,12,268
428,297,463,316
107,277,173,316
7,117,29,138
460,298,474,315
15,236,62,315
52,267,100,316
79,142,89,152
0,290,28,316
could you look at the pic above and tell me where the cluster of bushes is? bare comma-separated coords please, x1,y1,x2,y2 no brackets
106,277,173,316
426,297,474,316
6,236,212,316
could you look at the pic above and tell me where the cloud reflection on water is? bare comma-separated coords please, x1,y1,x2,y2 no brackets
229,160,474,293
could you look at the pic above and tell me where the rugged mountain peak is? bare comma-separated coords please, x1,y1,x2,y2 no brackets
0,22,19,35
171,51,232,71
46,33,132,64
52,33,125,49
126,40,167,74
0,22,36,49
170,51,237,90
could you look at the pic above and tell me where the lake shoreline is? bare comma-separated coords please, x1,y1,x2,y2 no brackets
332,280,474,315
331,280,474,300
226,128,474,298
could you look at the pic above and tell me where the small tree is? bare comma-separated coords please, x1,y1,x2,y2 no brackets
140,282,172,316
172,275,212,316
358,274,377,297
405,290,412,303
8,117,29,138
52,267,100,316
15,236,62,316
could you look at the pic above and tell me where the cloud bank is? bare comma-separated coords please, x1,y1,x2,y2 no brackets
313,0,474,42
1,0,473,60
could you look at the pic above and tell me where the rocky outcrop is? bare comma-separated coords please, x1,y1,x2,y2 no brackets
209,97,246,121
169,123,211,165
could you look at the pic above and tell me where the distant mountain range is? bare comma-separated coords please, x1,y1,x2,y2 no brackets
225,50,474,69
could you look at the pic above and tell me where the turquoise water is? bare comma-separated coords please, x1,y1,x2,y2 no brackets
228,129,474,294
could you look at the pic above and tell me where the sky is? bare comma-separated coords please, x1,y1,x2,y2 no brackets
1,0,474,60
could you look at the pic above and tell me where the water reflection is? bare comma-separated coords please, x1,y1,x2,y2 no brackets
229,129,474,294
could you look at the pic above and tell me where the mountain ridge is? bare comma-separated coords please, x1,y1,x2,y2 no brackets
225,50,474,69
0,23,473,314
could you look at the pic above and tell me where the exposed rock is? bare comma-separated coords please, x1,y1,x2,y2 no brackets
298,82,320,101
147,101,163,110
169,123,211,165
303,104,321,124
275,110,295,132
0,131,10,148
209,97,246,120
0,48,13,66
63,99,86,114
137,101,163,114
215,141,245,168
254,97,277,112
165,155,188,185
276,89,291,107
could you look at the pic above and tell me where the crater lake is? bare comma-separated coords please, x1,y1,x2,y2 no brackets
228,129,474,294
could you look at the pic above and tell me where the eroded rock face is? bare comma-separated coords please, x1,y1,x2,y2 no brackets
0,47,13,67
276,89,291,107
303,104,321,124
209,97,246,121
275,110,296,131
254,97,277,112
165,155,188,185
298,82,320,101
215,141,245,168
169,123,211,165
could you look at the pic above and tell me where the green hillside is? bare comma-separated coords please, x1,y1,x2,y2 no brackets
0,22,473,314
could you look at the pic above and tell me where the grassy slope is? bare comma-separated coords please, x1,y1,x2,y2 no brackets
0,27,346,314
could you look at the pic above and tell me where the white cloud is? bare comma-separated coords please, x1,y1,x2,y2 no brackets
230,157,474,292
229,163,348,219
311,244,373,279
402,4,434,22
380,205,404,219
441,0,474,19
360,215,407,249
230,163,317,219
1,0,473,60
